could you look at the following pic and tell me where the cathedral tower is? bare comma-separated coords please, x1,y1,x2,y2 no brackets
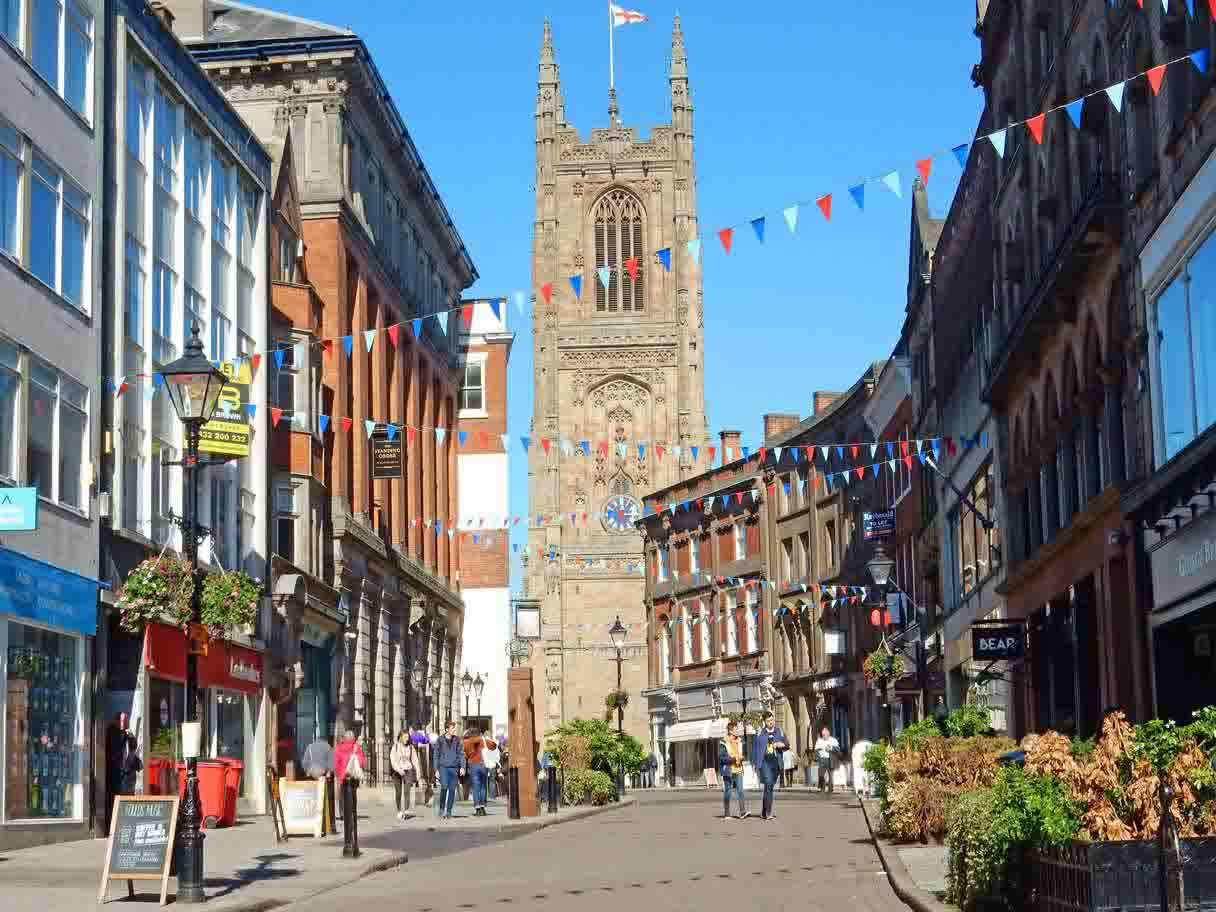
525,18,709,742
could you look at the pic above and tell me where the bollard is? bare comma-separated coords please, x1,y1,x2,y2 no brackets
508,766,521,819
342,777,361,858
547,768,558,814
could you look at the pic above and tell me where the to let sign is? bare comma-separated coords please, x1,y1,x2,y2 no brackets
0,488,37,530
972,625,1025,661
863,510,896,541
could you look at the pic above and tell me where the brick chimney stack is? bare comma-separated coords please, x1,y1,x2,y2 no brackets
763,413,800,441
812,391,843,416
719,430,742,465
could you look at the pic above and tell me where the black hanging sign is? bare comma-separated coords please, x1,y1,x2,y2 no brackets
863,510,896,540
972,624,1026,661
371,432,403,479
98,795,180,905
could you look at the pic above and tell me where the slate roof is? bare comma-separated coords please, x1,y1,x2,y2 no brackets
202,0,352,42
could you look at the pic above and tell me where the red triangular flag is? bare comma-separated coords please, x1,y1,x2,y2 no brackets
407,426,417,444
1210,0,1215,23
656,445,665,460
1146,65,1167,97
816,193,832,222
768,484,776,497
946,437,957,456
462,304,473,328
708,447,716,462
758,447,767,462
624,257,639,280
341,417,353,433
904,455,913,470
718,227,733,255
813,476,822,492
480,432,489,448
387,324,400,348
271,407,282,428
735,492,744,505
322,339,334,357
850,445,858,460
541,438,551,454
250,353,261,375
599,441,609,457
900,439,909,457
1026,113,1046,145
916,157,932,187
540,282,553,305
855,466,864,480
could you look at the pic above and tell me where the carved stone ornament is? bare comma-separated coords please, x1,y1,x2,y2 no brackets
559,347,677,369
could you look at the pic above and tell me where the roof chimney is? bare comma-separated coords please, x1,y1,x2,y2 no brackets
763,413,800,441
719,430,742,465
812,391,843,416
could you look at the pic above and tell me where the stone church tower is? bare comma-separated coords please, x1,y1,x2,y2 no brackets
524,17,709,744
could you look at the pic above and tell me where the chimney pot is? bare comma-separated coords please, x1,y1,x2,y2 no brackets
718,430,742,466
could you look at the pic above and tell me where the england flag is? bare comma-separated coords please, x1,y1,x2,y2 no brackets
610,4,646,27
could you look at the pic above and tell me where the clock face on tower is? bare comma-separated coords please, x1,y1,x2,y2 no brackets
602,495,642,534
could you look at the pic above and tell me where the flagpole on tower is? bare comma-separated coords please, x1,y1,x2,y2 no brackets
608,2,615,91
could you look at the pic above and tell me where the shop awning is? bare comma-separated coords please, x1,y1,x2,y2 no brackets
0,544,107,636
144,623,264,693
666,719,756,743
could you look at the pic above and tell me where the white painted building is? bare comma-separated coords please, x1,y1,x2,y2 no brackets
456,298,513,738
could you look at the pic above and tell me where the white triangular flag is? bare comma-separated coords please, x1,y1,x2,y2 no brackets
783,205,798,233
1105,82,1125,113
988,128,1007,158
881,171,901,198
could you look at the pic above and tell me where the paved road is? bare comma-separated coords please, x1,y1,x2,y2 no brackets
288,789,910,912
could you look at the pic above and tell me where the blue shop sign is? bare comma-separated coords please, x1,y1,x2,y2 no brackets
0,546,102,636
0,488,37,530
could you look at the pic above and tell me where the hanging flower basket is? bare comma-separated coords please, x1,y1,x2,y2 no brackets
201,571,260,637
117,555,194,634
604,689,630,710
728,710,765,730
863,646,905,686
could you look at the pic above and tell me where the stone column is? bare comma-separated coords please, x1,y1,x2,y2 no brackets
423,375,437,570
1102,371,1126,487
437,396,450,578
351,273,370,519
374,591,391,781
407,352,422,559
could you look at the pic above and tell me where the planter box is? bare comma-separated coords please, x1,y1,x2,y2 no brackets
1031,838,1216,911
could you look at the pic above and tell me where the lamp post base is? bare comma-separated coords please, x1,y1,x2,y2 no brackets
176,829,207,904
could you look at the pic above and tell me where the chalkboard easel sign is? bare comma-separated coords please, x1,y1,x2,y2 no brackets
98,795,180,905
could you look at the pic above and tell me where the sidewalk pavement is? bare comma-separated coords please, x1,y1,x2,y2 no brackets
0,792,628,912
859,798,951,912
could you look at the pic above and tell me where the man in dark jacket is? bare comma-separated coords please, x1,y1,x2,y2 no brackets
434,720,466,819
751,712,788,820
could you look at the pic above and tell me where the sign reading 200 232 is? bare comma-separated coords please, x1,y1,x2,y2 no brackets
199,359,252,458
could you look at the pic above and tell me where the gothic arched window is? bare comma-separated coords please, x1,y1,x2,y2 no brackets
592,189,645,314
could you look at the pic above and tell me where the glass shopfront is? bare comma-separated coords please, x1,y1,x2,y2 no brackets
293,630,333,774
0,545,100,832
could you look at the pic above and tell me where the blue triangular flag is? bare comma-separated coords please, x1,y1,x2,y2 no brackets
569,274,582,299
951,143,969,168
638,444,646,459
656,248,671,271
274,349,285,370
244,403,256,419
153,372,163,387
387,424,398,441
690,446,698,462
343,335,353,357
1191,49,1209,75
836,446,844,462
490,298,502,320
849,183,865,210
742,446,750,458
751,217,765,244
458,431,468,447
520,436,531,451
319,414,330,433
412,318,423,337
1064,98,1084,130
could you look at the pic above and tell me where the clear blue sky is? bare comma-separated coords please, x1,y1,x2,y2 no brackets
251,1,985,594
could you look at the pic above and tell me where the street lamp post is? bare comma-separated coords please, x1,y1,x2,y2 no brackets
609,616,627,795
866,545,896,744
473,673,484,722
461,669,474,725
159,322,229,905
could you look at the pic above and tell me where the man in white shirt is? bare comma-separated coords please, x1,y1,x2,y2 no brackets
481,731,501,800
814,726,841,794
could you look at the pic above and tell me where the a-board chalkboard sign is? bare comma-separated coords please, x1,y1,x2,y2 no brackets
280,779,325,837
99,795,180,905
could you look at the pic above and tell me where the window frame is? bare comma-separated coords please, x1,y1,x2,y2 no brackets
16,350,88,514
458,353,487,417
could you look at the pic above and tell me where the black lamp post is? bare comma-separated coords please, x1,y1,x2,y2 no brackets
473,673,485,721
159,322,228,905
609,616,627,795
461,669,473,724
866,545,896,743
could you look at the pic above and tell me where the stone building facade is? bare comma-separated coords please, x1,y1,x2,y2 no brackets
523,18,710,744
163,0,473,779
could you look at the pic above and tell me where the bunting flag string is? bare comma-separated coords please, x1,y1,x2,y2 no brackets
519,41,1210,306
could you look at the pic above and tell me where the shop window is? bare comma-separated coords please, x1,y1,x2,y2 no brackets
459,358,485,414
658,545,669,582
697,601,710,661
688,537,699,574
823,519,836,569
733,522,745,561
26,357,86,510
277,222,297,283
147,678,208,795
725,591,738,657
274,484,297,562
781,538,793,584
0,337,18,482
798,532,809,580
745,589,759,653
5,622,84,821
660,628,671,685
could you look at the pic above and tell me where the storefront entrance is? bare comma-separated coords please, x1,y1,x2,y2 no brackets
1155,599,1216,725
293,639,332,773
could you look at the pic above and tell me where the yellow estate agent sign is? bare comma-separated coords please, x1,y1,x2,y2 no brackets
199,359,252,458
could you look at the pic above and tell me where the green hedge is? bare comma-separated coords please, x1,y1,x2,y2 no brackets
562,769,616,806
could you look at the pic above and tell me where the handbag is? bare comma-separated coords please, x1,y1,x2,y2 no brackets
345,749,364,782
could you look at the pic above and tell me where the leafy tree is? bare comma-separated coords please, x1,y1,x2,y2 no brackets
545,718,646,775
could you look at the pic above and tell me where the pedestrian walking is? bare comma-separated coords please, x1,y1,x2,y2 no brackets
333,730,366,831
751,712,788,820
814,726,841,794
717,720,748,819
481,731,501,800
390,729,421,820
434,720,465,819
781,742,797,788
104,712,140,835
463,726,489,816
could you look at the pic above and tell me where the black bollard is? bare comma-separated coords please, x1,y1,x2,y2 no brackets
547,768,558,814
508,766,520,819
342,777,361,858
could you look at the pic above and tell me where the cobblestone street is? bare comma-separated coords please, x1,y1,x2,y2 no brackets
289,790,912,912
